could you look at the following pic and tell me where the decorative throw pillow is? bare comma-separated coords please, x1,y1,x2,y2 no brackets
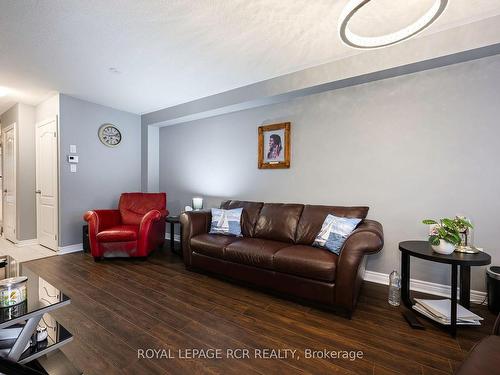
312,214,362,255
209,208,243,237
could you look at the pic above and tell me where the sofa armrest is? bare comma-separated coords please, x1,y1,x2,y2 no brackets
334,219,384,314
180,210,211,266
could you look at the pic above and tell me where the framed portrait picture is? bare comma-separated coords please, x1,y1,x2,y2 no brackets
258,122,290,169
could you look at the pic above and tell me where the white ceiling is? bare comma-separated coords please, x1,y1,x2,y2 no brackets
1,0,500,115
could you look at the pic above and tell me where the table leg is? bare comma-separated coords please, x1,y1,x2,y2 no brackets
169,222,175,252
179,224,183,255
460,265,471,309
450,264,458,337
7,314,42,361
401,251,412,308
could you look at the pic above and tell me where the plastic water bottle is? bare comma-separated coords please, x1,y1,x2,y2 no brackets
388,270,401,306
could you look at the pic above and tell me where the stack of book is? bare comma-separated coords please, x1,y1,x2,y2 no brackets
413,298,483,326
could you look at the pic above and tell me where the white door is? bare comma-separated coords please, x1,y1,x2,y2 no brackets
3,124,16,242
36,117,58,250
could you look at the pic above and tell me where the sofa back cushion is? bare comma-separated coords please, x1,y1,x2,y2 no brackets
119,192,167,225
295,205,369,245
254,203,304,243
220,200,264,237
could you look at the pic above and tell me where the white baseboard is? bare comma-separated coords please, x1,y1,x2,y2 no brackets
15,239,38,247
165,233,181,242
364,270,487,305
58,243,83,254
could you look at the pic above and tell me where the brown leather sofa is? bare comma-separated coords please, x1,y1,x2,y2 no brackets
454,313,500,374
180,200,384,317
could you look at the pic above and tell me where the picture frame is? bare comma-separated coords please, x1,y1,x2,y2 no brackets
258,122,290,169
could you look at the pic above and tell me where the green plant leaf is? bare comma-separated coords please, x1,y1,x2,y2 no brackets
441,218,455,228
422,219,438,225
429,235,440,246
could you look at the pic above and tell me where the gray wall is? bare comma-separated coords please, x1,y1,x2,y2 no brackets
1,103,37,241
59,95,141,246
159,54,500,291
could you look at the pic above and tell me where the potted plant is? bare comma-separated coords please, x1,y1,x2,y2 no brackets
422,217,473,255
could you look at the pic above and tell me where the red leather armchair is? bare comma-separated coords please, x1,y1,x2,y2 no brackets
84,193,168,260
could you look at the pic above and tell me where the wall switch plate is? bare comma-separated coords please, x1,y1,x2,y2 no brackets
70,164,77,173
67,155,79,163
70,145,77,153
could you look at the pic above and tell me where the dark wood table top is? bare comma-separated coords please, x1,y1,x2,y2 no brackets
399,240,491,266
166,216,180,223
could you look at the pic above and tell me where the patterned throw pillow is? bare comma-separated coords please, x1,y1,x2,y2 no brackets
312,214,362,255
209,208,243,237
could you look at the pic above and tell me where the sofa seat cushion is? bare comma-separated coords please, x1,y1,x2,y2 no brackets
191,234,240,259
96,225,139,242
224,238,289,270
274,245,338,282
455,335,500,375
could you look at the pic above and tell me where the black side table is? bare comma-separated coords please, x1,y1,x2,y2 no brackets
399,241,491,336
166,216,182,255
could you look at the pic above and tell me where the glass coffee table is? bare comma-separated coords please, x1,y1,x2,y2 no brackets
0,255,80,373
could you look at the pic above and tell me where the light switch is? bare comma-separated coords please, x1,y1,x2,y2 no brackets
70,145,77,153
70,164,77,173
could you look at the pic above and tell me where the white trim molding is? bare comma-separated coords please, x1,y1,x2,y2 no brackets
58,243,83,255
15,239,39,247
364,270,487,305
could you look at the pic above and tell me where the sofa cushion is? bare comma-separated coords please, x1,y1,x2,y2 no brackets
224,238,289,270
190,234,240,259
295,205,369,245
253,203,304,243
274,245,338,282
455,335,500,375
220,200,264,237
96,225,139,242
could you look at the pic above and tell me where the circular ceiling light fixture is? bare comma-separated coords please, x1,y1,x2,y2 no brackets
339,0,448,49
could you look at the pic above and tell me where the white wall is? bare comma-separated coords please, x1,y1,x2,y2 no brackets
158,54,500,291
58,95,142,247
35,94,59,123
147,126,159,192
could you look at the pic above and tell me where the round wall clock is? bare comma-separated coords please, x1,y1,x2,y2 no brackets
98,123,122,147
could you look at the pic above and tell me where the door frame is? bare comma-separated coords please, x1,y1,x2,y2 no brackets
2,123,17,242
35,116,59,250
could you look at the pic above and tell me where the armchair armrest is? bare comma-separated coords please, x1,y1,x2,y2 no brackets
180,210,212,266
83,209,122,257
334,219,384,314
139,210,162,236
137,210,164,256
83,209,122,232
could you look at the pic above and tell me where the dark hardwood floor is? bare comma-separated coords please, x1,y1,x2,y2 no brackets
24,246,496,375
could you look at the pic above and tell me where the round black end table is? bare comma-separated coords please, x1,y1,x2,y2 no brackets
399,240,491,337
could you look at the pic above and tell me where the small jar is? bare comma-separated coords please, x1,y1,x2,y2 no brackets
0,276,28,307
